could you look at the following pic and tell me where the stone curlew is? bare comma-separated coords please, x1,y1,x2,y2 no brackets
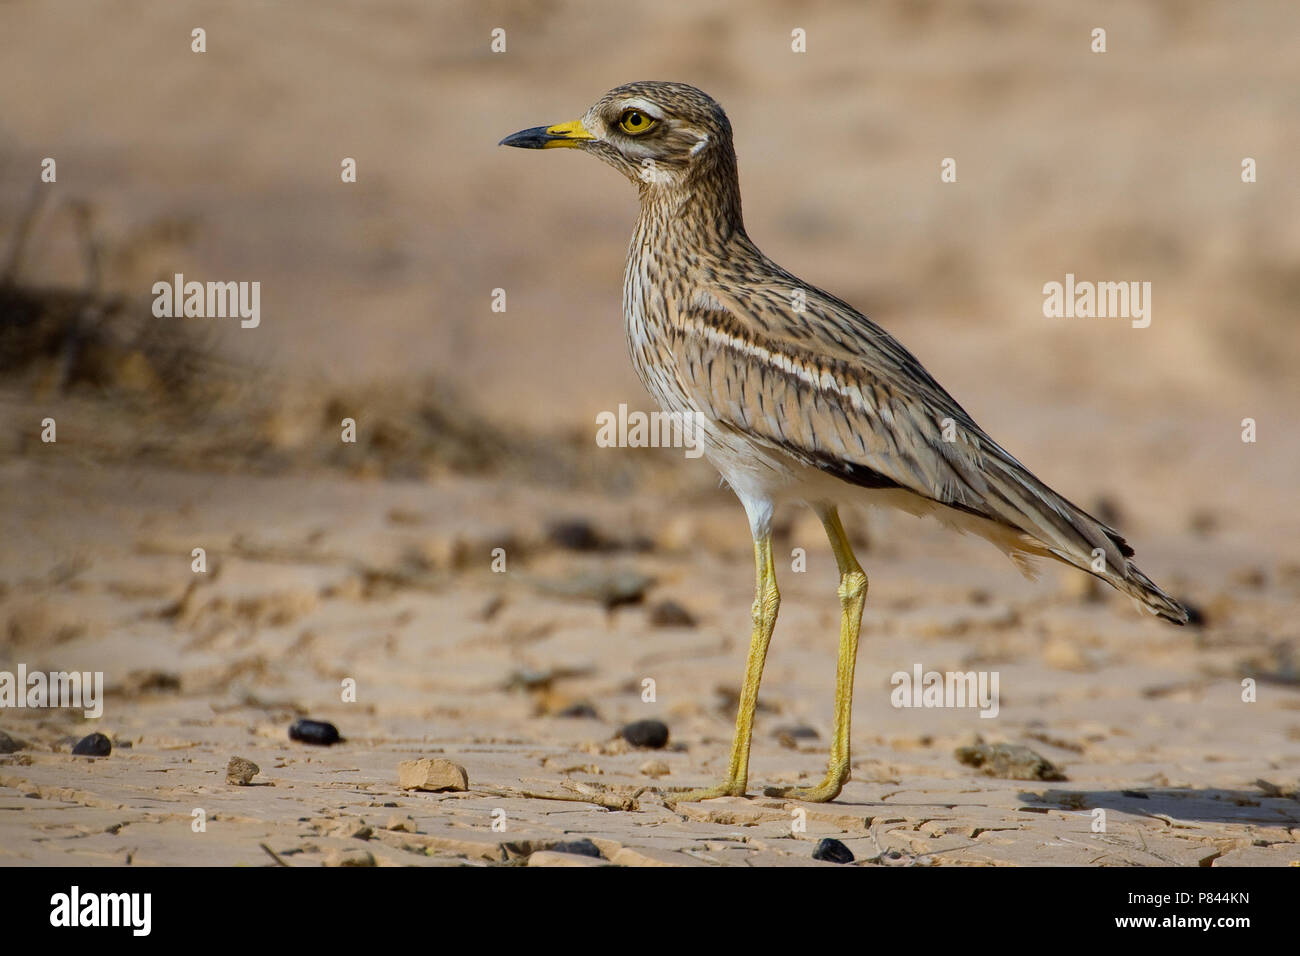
501,81,1186,804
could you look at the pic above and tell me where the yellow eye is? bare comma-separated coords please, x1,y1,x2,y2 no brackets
618,109,655,135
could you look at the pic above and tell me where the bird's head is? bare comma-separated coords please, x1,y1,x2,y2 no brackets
500,81,736,193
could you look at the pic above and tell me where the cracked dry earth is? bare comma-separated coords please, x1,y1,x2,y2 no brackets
2,458,1299,867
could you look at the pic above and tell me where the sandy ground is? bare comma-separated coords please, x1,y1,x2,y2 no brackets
1,455,1298,866
2,0,1299,866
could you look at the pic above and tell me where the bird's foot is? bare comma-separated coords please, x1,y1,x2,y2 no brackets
663,780,748,805
763,768,847,803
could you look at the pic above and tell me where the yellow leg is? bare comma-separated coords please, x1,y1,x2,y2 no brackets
669,530,779,803
765,506,867,803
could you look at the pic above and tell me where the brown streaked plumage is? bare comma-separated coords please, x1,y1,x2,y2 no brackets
501,81,1187,804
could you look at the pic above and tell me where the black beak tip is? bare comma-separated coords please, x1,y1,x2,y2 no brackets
500,126,551,149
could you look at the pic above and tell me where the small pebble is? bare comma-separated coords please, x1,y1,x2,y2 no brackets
398,757,469,792
328,821,373,840
547,518,603,552
620,719,670,749
774,725,819,749
556,701,599,719
639,759,671,778
548,839,603,858
122,669,182,694
954,740,1066,781
226,756,260,786
648,599,697,628
289,719,342,746
71,733,111,757
0,731,23,754
812,838,854,864
534,569,653,610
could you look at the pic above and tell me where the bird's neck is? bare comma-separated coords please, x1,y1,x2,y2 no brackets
635,150,745,254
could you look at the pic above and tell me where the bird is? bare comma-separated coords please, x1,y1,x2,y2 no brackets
500,81,1187,804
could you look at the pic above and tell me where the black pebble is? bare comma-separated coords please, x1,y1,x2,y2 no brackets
620,719,669,749
812,838,854,864
556,702,599,719
71,733,111,757
0,731,22,754
289,719,342,746
547,519,602,552
548,839,603,858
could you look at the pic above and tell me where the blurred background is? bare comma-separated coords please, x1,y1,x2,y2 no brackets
2,0,1297,495
1,0,1298,865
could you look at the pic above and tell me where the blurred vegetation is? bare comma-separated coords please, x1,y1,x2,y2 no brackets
0,187,674,493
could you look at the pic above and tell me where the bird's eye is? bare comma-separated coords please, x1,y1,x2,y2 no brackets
618,109,655,134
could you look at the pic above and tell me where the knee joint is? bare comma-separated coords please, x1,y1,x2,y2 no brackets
751,584,780,624
838,569,868,603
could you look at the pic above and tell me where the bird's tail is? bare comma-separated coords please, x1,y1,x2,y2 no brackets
1093,557,1189,625
976,452,1189,625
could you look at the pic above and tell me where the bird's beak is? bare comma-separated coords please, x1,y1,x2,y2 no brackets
499,118,595,149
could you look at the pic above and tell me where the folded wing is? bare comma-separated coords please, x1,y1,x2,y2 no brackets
670,273,1187,624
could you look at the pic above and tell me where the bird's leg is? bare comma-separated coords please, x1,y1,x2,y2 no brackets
765,505,867,803
668,530,779,803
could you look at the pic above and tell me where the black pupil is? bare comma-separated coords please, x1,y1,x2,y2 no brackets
627,112,642,127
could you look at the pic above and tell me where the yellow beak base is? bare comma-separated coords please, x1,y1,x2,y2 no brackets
499,118,594,149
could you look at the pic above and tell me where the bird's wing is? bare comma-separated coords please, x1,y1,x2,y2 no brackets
670,270,1186,621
